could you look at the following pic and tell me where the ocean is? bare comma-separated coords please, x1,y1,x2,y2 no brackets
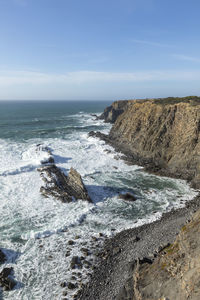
0,100,197,299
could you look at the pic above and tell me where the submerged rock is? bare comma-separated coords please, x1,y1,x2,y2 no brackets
38,165,92,203
118,192,137,202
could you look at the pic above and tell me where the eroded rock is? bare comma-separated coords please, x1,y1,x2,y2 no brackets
39,165,92,203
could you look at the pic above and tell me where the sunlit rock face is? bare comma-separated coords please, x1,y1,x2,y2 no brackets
106,97,200,188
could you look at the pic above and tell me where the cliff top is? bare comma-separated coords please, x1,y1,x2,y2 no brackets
123,96,200,106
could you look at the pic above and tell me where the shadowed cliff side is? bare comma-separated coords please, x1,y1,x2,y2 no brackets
107,97,200,188
98,100,130,123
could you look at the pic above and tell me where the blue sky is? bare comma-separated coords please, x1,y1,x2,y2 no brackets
0,0,200,100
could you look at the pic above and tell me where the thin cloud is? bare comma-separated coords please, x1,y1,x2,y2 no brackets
131,39,172,48
173,54,200,63
0,70,200,87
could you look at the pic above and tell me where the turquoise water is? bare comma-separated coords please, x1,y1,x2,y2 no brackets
0,100,197,299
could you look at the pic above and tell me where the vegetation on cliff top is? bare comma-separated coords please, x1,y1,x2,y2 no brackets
151,95,200,106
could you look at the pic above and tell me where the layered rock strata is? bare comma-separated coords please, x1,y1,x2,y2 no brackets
39,165,92,203
81,96,200,300
99,97,200,188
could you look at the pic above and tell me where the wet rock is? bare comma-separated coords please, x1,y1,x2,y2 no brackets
71,275,77,281
90,113,98,119
1,268,12,278
60,282,67,288
39,165,92,203
67,282,78,289
65,251,71,257
0,267,16,291
88,131,110,143
118,192,137,202
68,240,75,246
70,256,83,269
0,249,6,264
80,248,90,256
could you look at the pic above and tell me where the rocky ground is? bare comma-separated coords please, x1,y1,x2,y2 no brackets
79,195,200,300
132,207,200,300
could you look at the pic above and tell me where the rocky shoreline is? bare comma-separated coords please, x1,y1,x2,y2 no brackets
79,97,200,299
79,194,200,300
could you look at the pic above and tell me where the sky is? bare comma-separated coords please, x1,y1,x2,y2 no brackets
0,0,200,100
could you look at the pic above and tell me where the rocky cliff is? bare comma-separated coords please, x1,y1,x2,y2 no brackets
132,208,200,300
99,100,130,123
81,97,200,300
106,97,200,188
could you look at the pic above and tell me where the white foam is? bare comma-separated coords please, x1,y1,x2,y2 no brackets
0,112,198,299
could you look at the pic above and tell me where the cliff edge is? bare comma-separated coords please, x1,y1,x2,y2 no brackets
106,97,200,188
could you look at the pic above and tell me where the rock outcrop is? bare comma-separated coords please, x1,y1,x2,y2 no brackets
101,97,200,188
98,100,130,123
39,165,92,203
131,208,200,300
0,267,16,291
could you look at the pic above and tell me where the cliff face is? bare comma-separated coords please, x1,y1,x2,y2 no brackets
108,98,200,188
99,100,130,123
132,208,200,300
